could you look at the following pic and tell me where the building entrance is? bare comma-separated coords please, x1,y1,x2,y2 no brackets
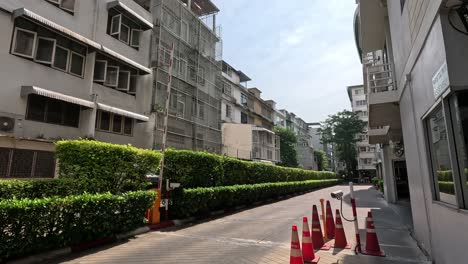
394,160,409,200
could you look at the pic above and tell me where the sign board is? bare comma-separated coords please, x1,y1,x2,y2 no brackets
432,62,449,98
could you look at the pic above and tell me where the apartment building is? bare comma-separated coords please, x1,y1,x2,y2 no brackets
355,0,468,262
0,0,154,178
276,109,316,170
151,0,222,153
347,84,377,179
220,61,280,163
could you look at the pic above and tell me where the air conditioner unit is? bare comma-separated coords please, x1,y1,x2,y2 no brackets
0,116,15,133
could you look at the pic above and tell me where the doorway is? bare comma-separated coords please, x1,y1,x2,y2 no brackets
393,160,409,200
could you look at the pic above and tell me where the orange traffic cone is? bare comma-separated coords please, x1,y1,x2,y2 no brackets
331,209,351,249
311,205,331,250
325,201,335,239
361,211,385,257
290,225,305,264
302,217,320,263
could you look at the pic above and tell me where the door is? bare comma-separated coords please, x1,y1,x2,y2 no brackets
393,160,409,200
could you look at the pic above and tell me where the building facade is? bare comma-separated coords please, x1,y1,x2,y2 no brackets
355,0,468,262
151,0,222,153
347,84,377,179
220,61,280,163
0,0,154,178
276,109,316,170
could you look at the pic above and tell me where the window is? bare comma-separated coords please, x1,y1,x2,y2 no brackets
46,0,75,13
354,89,362,95
68,52,85,77
12,28,37,58
162,9,180,35
179,59,187,80
129,75,138,95
34,37,56,64
53,45,70,72
198,103,205,120
241,112,248,124
12,19,87,78
0,148,56,178
96,110,133,136
223,82,232,96
356,100,367,106
105,66,119,87
198,67,205,85
117,71,131,91
108,13,142,49
426,105,457,205
226,104,232,118
94,60,107,82
130,29,141,48
26,94,80,127
181,21,189,42
177,101,185,117
241,94,248,106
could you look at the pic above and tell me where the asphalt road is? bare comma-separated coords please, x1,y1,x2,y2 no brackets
50,184,428,264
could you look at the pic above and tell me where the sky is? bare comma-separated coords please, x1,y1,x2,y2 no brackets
214,0,363,123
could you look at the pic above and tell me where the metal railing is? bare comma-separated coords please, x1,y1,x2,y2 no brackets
366,63,396,94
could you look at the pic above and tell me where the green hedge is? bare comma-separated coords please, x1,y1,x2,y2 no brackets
438,181,455,194
170,179,340,218
0,178,143,200
55,140,161,192
56,140,337,189
0,190,156,260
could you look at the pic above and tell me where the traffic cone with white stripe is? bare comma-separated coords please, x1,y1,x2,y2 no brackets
325,201,335,239
331,209,351,249
361,211,385,257
302,217,320,263
290,225,304,264
312,205,331,250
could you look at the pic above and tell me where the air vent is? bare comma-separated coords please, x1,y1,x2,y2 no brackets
0,116,14,133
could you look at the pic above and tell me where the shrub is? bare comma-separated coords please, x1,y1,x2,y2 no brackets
438,181,455,194
0,190,156,260
0,178,146,200
55,140,161,192
170,179,340,218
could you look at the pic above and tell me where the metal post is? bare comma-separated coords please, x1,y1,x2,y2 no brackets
158,43,175,219
349,182,361,253
320,198,328,240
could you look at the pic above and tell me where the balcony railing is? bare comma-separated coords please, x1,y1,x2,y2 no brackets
366,63,396,94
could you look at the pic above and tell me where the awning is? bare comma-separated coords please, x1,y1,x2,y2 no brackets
12,8,101,50
252,126,275,134
13,8,152,75
97,103,149,122
107,1,153,30
358,0,386,53
21,86,95,108
192,0,219,16
101,46,151,74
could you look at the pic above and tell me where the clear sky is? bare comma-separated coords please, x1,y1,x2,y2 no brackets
215,0,363,123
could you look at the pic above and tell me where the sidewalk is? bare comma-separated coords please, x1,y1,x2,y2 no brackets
321,185,430,264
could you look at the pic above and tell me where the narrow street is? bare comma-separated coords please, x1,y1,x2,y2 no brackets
51,185,429,264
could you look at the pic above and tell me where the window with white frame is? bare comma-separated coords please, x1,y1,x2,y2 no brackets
45,0,75,13
223,81,232,96
198,66,205,86
241,93,248,106
355,100,367,106
181,20,189,42
11,18,87,78
93,53,138,95
96,110,133,136
179,58,187,80
108,11,142,49
198,102,205,120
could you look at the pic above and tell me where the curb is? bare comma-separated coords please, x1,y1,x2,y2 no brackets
6,224,164,264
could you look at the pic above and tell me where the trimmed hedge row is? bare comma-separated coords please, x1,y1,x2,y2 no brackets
0,191,156,260
0,178,144,200
55,140,160,192
170,179,340,218
438,181,455,194
56,140,337,189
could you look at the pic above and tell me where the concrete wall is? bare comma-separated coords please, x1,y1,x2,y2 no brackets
221,123,252,160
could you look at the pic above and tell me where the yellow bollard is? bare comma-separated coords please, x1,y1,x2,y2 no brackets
320,198,328,240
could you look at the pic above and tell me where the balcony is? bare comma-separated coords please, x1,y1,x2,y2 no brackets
366,63,401,129
368,126,390,144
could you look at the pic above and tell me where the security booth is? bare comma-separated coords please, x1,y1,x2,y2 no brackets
146,174,162,224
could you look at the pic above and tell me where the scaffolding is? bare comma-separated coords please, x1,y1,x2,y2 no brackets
151,0,223,153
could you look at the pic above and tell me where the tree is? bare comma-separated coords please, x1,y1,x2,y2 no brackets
314,149,329,171
274,126,298,168
318,110,366,178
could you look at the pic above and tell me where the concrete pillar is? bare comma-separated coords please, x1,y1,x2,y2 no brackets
212,13,216,34
381,144,397,203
